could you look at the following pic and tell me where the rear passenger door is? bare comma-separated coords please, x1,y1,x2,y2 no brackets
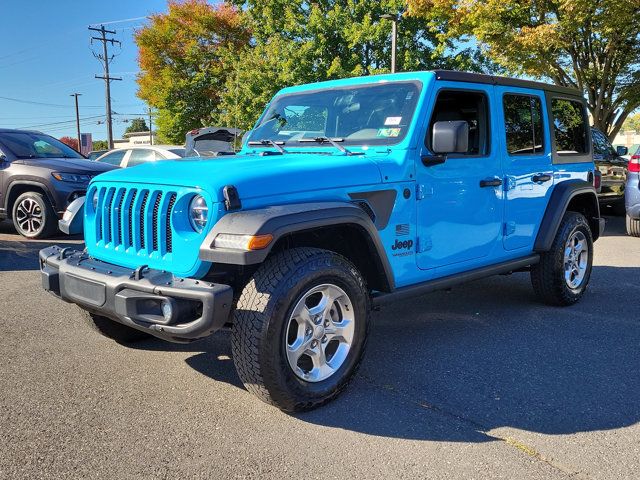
497,87,553,251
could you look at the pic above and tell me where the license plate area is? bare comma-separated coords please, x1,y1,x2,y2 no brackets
63,273,107,307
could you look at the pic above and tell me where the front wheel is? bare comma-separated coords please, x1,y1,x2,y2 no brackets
231,247,370,412
531,212,593,306
12,192,57,239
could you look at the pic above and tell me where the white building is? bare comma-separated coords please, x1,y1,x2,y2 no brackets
114,131,159,147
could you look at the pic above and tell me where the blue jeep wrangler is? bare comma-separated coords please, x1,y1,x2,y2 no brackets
40,71,604,411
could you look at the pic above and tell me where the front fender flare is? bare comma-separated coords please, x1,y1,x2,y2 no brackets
199,202,395,288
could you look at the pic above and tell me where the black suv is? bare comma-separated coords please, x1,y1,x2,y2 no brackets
0,129,116,238
592,127,629,214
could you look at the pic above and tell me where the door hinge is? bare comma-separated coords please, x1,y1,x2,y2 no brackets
503,221,516,237
416,184,433,200
416,236,432,253
503,176,516,192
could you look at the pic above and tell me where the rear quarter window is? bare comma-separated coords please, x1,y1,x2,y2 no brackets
551,98,588,155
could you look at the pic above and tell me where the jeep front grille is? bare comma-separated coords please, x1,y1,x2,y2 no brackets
93,186,176,256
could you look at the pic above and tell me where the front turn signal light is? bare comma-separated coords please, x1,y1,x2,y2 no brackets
213,233,273,251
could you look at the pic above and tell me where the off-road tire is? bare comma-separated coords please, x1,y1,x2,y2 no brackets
626,214,640,237
231,247,370,412
531,212,593,306
12,191,57,239
80,308,150,343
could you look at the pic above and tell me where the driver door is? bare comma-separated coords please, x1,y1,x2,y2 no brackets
416,84,504,271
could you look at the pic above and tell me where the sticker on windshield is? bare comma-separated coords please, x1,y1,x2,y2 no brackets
384,116,402,126
377,128,401,138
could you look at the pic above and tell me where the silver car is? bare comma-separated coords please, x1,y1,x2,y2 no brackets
626,150,640,236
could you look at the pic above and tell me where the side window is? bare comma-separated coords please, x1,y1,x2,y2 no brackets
551,98,588,155
591,128,615,156
428,90,489,156
127,149,156,167
97,150,126,166
503,94,544,155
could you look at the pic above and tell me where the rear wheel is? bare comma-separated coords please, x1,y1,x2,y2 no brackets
12,192,57,239
627,214,640,237
231,247,370,412
80,308,150,344
531,212,593,306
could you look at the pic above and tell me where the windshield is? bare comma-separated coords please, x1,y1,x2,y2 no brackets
247,81,421,147
0,132,84,159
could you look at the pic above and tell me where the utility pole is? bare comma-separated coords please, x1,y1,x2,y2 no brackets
89,25,122,149
381,14,399,73
148,108,153,145
70,93,81,152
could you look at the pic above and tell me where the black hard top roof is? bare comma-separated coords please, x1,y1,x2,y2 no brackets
433,70,583,98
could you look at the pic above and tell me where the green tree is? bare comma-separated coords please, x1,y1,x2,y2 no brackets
622,112,640,133
92,140,108,151
406,0,640,140
135,0,250,143
222,0,494,130
124,118,149,134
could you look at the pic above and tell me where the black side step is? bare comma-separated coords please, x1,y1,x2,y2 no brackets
372,255,540,307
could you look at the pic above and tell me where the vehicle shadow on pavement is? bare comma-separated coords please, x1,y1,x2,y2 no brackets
132,332,245,390
132,264,640,443
0,220,84,272
601,214,627,236
296,265,640,441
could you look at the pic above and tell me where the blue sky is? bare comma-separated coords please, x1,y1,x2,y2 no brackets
0,0,172,142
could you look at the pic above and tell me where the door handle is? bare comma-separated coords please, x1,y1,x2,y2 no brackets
532,173,552,183
479,178,502,188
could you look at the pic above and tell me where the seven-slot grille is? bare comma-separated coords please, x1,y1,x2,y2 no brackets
93,186,177,255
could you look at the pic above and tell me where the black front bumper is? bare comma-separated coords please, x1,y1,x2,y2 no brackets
39,246,233,343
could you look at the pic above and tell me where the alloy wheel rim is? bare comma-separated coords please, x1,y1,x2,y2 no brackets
563,230,589,289
15,198,43,235
284,283,355,383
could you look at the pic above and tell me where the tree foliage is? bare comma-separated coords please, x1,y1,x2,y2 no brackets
92,140,109,151
59,136,79,151
219,0,494,130
124,118,150,134
407,0,640,139
622,112,640,133
136,0,494,138
135,0,249,143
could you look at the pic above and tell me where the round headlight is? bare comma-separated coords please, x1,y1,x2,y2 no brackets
189,195,208,232
92,190,99,210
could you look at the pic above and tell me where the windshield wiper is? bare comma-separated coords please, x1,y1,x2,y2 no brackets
248,139,287,154
297,137,354,155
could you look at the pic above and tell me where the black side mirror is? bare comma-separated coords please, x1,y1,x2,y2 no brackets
616,145,628,156
432,120,469,154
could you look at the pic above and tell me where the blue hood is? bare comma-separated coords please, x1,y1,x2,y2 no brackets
92,152,383,202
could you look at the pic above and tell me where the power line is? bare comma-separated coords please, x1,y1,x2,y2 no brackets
17,115,105,129
0,95,104,109
88,16,148,27
90,25,122,149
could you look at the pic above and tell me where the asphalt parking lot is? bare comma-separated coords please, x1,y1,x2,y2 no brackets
0,216,638,479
